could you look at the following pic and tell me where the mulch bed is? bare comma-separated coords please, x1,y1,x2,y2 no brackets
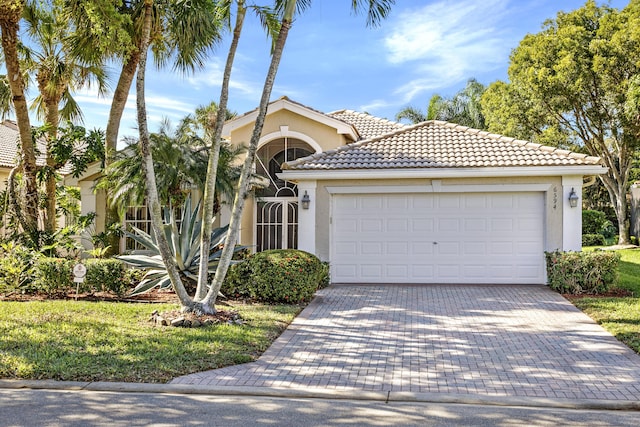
563,288,635,300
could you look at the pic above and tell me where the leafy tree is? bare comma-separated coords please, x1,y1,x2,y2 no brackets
0,0,39,235
481,0,640,244
396,78,487,129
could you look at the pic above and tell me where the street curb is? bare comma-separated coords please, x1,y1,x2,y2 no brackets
2,379,640,411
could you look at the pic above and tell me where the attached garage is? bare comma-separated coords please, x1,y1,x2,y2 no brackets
280,119,606,286
331,192,545,284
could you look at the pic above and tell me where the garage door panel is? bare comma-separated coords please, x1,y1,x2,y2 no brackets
464,218,488,232
412,219,434,232
438,194,461,209
463,242,486,255
436,242,460,255
464,194,487,209
491,241,514,254
336,218,358,233
331,192,544,284
361,219,383,232
361,197,383,210
361,264,383,278
387,265,409,277
412,196,434,209
335,242,357,256
438,218,460,232
388,219,409,232
412,242,434,255
334,265,358,279
412,264,434,278
361,243,383,256
387,241,409,255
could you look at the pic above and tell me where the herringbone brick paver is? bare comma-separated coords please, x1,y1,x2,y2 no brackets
171,285,640,401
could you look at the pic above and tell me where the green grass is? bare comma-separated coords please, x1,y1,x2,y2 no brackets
574,248,640,353
0,300,301,383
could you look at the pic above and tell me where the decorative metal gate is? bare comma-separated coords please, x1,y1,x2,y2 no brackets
255,197,298,252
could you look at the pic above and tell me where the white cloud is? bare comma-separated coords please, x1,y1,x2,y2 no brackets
384,0,513,102
185,58,263,99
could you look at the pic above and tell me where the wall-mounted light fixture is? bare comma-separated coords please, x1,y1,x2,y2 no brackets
568,188,579,208
301,191,311,210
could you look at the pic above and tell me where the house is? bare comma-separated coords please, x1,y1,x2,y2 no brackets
220,97,606,285
67,97,607,284
0,120,71,230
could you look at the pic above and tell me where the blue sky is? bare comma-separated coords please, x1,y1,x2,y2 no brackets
12,0,631,147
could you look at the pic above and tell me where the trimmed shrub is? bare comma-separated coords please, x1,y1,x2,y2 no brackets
318,262,331,289
33,257,74,296
85,259,127,296
222,249,325,303
582,233,606,247
545,251,620,294
0,243,39,294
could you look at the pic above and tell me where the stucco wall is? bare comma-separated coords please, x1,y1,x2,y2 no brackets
228,110,352,152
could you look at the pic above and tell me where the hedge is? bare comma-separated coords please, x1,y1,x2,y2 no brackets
545,251,619,294
222,249,326,303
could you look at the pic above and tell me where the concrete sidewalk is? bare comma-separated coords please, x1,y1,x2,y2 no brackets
171,285,640,403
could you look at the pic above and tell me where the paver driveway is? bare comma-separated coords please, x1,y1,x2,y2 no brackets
172,285,640,402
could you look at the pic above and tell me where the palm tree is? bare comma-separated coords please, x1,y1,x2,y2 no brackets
195,0,280,300
196,0,396,313
0,74,11,118
97,118,243,217
0,0,39,235
396,78,487,129
21,4,108,232
63,0,224,154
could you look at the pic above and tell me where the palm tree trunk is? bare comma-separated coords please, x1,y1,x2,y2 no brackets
106,51,140,155
136,0,193,309
195,0,247,301
44,100,59,233
0,0,39,235
200,1,297,311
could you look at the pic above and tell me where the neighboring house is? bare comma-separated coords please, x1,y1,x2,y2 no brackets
221,97,606,285
0,120,26,189
0,120,70,231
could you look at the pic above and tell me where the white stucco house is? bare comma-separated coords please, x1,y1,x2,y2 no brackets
69,97,607,284
219,97,606,285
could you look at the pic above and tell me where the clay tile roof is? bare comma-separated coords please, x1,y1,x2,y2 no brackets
328,109,407,140
283,121,602,170
0,120,73,174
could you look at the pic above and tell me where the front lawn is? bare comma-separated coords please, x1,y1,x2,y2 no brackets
572,248,640,353
0,300,301,383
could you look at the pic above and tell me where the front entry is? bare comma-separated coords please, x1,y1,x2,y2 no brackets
254,139,313,251
255,198,298,252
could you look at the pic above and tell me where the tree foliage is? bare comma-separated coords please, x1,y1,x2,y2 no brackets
481,0,640,243
397,78,487,129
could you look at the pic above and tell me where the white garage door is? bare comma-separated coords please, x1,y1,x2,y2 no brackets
331,192,545,284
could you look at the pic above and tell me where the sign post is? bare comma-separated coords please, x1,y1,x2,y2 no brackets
73,263,87,300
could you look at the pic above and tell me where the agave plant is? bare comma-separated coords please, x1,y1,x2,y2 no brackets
118,197,244,296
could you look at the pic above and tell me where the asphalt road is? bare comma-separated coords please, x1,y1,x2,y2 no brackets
0,389,638,426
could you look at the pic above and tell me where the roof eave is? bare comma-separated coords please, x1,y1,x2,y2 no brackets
221,98,358,140
278,165,608,182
